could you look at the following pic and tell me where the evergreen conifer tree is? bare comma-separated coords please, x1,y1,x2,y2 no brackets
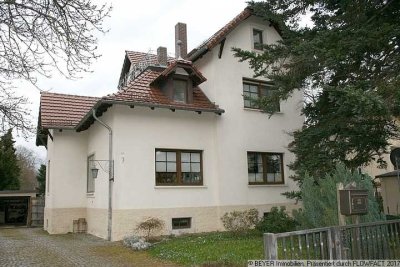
293,164,383,229
0,129,20,190
36,164,46,195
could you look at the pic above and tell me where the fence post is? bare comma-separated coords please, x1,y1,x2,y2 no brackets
264,233,278,260
331,226,343,259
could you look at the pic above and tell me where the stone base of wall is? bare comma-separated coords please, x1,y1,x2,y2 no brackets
44,207,86,234
87,208,108,239
112,202,299,241
44,202,300,240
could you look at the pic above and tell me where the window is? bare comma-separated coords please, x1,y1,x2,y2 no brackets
173,79,187,102
247,152,284,185
243,80,280,111
253,29,263,50
172,217,191,229
87,154,95,193
155,149,202,186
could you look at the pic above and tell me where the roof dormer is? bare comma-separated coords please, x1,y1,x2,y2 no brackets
151,59,206,104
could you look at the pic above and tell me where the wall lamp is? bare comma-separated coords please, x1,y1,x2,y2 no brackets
89,160,114,180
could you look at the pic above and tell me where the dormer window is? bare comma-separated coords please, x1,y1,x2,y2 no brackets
253,29,263,50
173,79,187,103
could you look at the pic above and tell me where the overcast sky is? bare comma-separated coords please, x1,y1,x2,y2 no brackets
15,0,248,163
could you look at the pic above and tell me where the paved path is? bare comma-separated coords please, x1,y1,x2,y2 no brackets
0,227,178,267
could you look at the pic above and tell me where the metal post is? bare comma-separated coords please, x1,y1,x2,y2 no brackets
92,109,113,241
264,233,278,260
337,183,346,226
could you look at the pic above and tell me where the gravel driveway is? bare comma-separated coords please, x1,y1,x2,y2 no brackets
0,227,178,267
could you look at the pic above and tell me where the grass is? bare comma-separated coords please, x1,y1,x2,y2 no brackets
149,231,263,266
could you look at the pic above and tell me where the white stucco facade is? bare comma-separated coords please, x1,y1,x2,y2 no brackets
43,15,304,240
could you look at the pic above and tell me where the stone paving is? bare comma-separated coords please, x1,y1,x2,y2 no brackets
0,227,178,267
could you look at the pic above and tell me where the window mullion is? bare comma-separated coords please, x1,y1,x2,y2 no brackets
177,151,182,185
262,153,267,184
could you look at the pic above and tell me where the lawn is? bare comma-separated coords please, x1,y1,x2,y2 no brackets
149,231,263,266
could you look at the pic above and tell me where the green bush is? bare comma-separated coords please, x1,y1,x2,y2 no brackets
293,164,384,229
221,208,259,234
255,207,297,233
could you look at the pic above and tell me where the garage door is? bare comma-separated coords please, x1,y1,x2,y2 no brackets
0,197,29,225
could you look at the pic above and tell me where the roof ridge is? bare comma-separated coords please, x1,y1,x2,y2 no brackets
41,91,100,99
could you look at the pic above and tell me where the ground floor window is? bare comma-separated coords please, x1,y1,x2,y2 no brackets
87,154,95,193
247,152,284,185
155,149,202,186
172,217,191,229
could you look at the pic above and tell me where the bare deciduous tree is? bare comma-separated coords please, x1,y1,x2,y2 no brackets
0,0,111,136
16,145,42,190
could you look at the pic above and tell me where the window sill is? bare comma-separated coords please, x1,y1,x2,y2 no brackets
244,108,283,114
86,193,95,198
154,185,207,189
251,48,264,53
248,184,288,188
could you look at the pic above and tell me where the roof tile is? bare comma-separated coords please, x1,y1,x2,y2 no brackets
40,92,99,128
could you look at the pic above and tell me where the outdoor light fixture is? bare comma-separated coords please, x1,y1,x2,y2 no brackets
91,166,99,179
89,160,114,180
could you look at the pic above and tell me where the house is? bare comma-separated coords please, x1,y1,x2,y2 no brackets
365,144,400,216
36,8,304,241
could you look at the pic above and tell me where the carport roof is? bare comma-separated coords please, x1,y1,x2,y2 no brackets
375,170,400,178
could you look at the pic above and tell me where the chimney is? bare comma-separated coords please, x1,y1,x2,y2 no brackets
175,22,187,59
157,46,168,66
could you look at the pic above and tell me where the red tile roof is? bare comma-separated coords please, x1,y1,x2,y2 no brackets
39,92,99,128
104,67,221,112
39,62,222,130
126,51,174,66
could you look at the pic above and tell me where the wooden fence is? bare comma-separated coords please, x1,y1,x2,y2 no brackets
31,197,44,226
264,219,400,260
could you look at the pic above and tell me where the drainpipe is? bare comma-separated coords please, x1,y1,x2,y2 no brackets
92,109,114,241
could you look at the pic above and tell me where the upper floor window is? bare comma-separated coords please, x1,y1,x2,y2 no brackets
173,79,187,103
247,152,284,185
155,149,202,186
253,29,263,50
243,79,280,111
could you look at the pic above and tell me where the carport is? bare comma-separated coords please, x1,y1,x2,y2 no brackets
0,191,37,226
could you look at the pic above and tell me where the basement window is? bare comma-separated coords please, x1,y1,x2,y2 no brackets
172,217,191,229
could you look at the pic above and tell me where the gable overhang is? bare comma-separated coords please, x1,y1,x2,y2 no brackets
187,8,283,62
150,61,207,87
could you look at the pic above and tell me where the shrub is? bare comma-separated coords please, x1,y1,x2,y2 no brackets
221,208,259,234
123,235,151,251
136,217,165,241
293,164,384,229
255,207,297,234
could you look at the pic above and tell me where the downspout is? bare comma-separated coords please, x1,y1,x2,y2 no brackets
92,109,114,241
